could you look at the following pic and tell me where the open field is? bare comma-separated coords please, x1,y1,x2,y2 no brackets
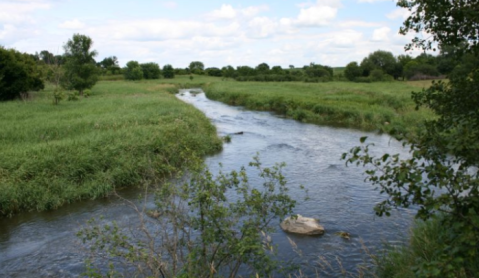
204,79,435,137
0,80,222,216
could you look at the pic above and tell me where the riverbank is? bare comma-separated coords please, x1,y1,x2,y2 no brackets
0,80,222,216
203,79,435,139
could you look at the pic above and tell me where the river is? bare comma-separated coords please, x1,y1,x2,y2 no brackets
0,90,415,277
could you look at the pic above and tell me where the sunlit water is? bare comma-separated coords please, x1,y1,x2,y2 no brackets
0,90,415,277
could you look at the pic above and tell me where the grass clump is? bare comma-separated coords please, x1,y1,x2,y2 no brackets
0,80,222,216
374,215,479,278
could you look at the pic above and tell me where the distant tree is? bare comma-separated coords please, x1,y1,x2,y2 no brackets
344,62,362,81
37,50,56,65
61,34,99,96
140,62,161,79
271,66,285,75
0,46,44,101
397,54,413,80
205,67,222,77
124,61,144,80
189,61,205,74
162,64,175,79
403,60,439,80
303,63,332,79
360,50,398,78
255,63,270,74
221,65,235,79
98,56,120,74
236,66,255,77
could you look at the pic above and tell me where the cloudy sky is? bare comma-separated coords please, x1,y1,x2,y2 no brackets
0,0,422,68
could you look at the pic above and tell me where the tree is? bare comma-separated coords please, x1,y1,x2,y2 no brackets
189,61,204,74
344,0,479,276
140,62,161,79
0,47,44,101
256,63,270,74
344,62,362,81
124,61,143,81
205,67,222,77
271,66,285,75
221,65,235,79
98,56,120,74
61,34,99,96
360,50,398,78
162,64,175,79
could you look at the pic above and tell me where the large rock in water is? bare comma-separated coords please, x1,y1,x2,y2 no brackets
280,215,325,235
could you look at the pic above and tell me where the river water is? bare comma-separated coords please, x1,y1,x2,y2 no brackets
0,90,415,277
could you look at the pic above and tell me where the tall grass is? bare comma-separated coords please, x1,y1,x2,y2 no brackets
374,215,479,278
0,80,222,216
204,80,435,138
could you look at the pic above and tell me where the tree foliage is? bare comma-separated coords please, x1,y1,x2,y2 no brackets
61,34,99,95
162,64,175,79
344,1,479,276
0,46,44,101
98,56,120,74
78,157,299,277
140,62,161,79
344,62,362,81
124,61,143,81
189,61,205,74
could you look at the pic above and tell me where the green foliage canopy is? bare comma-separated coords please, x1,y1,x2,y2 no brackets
124,61,143,81
140,62,161,79
61,34,99,95
0,46,44,101
162,64,175,79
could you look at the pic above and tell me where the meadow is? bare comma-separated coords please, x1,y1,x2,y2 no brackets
204,79,435,138
0,76,434,216
0,80,222,216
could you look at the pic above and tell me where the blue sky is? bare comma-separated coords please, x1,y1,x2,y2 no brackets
0,0,422,67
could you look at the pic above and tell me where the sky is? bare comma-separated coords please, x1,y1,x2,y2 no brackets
0,0,424,68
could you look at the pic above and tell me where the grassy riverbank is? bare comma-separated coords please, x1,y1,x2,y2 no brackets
0,80,222,216
204,80,435,138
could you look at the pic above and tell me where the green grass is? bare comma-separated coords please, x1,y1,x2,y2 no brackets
374,216,479,278
204,79,435,137
0,80,222,216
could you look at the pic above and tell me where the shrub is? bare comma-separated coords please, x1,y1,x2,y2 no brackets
78,157,300,277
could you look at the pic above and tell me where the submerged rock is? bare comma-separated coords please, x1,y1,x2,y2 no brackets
280,215,325,235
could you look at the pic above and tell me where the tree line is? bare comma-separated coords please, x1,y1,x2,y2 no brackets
2,32,478,102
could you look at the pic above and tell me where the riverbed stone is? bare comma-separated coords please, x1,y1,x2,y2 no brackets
280,215,325,235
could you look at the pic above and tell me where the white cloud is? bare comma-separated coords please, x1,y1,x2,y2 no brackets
207,4,237,20
338,20,382,28
331,29,364,48
372,26,391,41
387,8,411,20
59,19,86,29
358,0,389,3
282,0,342,28
89,19,240,41
248,17,278,38
0,1,50,24
241,5,269,17
296,5,337,26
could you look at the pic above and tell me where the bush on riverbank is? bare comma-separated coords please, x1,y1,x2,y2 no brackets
0,81,222,216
